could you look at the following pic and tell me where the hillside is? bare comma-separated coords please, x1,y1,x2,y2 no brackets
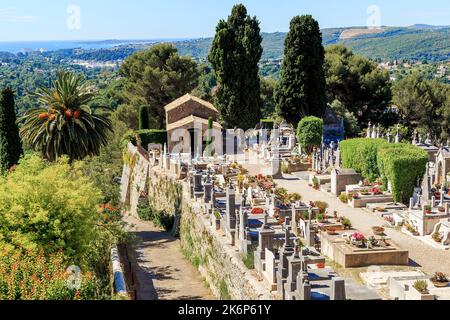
170,25,450,62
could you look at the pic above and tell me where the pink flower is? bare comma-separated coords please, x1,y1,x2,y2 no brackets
351,232,365,241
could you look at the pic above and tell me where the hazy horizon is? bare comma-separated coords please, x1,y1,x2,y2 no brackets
1,0,450,42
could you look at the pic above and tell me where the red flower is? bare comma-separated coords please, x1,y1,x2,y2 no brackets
38,113,49,121
73,110,81,119
65,110,73,119
251,207,264,215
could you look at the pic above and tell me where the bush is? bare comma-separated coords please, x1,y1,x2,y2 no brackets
0,154,119,269
314,201,329,214
152,210,175,232
377,144,428,203
136,129,167,148
340,138,387,181
339,193,349,203
138,105,151,130
297,117,323,154
0,246,105,300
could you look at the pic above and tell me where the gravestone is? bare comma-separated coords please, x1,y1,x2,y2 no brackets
331,277,346,300
331,168,362,196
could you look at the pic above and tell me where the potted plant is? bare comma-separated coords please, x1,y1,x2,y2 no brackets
432,232,443,243
431,272,449,288
410,280,434,300
372,226,385,236
424,205,433,214
350,232,366,247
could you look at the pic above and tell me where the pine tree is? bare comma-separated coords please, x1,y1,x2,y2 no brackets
275,15,327,125
138,105,150,130
209,4,263,130
0,88,22,173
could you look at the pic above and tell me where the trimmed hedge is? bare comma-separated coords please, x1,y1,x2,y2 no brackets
340,138,387,181
138,105,151,130
297,116,323,154
377,143,428,203
340,138,428,203
260,119,275,130
123,129,167,149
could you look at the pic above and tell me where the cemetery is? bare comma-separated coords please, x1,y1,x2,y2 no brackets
118,95,450,300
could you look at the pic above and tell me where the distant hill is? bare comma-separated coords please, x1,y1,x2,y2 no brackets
170,25,450,62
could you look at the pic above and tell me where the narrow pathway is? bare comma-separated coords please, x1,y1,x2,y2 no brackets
124,214,215,300
244,163,450,274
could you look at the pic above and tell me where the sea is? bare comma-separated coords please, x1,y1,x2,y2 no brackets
0,39,188,54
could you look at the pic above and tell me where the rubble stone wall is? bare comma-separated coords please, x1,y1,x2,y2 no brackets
146,171,275,300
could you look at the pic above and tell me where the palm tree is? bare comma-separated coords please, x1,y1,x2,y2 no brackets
20,70,113,162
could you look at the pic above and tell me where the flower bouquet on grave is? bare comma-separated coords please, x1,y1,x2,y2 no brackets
251,207,264,215
350,232,366,247
424,205,433,214
351,193,360,200
369,187,382,195
431,272,449,288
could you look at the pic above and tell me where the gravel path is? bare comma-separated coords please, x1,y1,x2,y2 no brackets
124,214,214,300
244,163,450,275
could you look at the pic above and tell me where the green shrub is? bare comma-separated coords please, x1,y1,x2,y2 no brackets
138,105,151,130
219,279,231,300
314,201,329,214
0,154,121,269
297,116,323,154
152,210,175,232
377,143,428,203
340,138,387,181
260,119,274,130
338,192,349,203
136,129,167,148
137,201,152,220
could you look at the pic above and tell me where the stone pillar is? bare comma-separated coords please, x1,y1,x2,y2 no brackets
226,185,237,231
331,277,346,300
255,213,275,260
204,181,213,204
284,247,302,294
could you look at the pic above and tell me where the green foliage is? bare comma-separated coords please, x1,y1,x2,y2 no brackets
0,88,22,173
219,279,231,300
242,249,255,270
138,105,151,130
0,154,122,270
137,201,174,232
377,144,428,203
340,138,387,181
260,77,277,118
296,116,323,154
0,247,105,300
135,129,167,148
338,193,349,203
330,99,361,137
413,280,429,294
120,44,199,129
20,70,113,162
325,45,392,127
393,72,450,140
260,119,275,130
209,4,263,130
205,117,214,157
275,15,327,125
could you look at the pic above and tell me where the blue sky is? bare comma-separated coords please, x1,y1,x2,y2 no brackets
0,0,449,41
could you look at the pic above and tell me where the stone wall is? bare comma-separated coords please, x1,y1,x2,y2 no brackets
179,193,276,300
121,147,276,300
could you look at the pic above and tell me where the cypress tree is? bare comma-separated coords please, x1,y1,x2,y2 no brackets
0,88,22,173
138,105,150,130
209,4,263,130
275,15,327,125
